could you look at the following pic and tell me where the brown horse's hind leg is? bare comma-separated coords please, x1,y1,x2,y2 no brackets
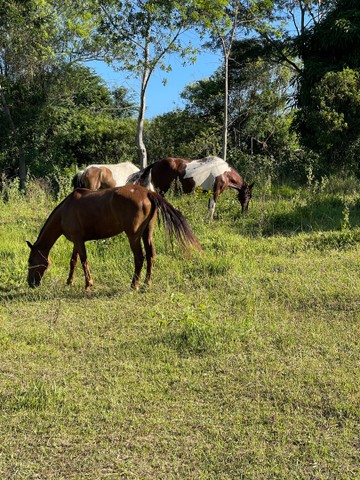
67,248,79,286
142,220,156,287
82,259,93,291
128,236,145,290
74,241,93,291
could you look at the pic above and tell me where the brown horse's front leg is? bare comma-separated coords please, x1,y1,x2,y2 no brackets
67,249,79,286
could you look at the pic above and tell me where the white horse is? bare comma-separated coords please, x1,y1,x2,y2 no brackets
72,162,141,189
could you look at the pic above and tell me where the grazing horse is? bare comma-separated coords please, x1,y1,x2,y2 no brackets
72,161,140,190
127,156,254,219
27,185,201,291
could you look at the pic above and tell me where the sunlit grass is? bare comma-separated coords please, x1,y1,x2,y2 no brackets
0,177,359,479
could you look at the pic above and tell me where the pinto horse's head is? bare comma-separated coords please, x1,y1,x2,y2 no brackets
26,241,50,287
237,182,254,212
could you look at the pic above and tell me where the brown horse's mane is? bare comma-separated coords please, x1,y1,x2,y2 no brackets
33,193,72,246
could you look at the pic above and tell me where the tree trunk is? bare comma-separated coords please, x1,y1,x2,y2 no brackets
136,41,151,169
136,80,148,169
220,3,239,163
222,52,229,162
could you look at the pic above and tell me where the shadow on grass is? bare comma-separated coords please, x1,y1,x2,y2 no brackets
0,280,154,302
240,196,360,238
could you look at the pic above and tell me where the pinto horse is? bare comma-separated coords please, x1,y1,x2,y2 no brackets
27,185,201,291
72,161,140,190
128,156,254,219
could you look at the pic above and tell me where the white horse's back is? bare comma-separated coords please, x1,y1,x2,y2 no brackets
85,162,140,187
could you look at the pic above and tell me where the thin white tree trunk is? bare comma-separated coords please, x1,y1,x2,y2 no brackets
222,52,229,162
220,2,239,163
136,73,148,168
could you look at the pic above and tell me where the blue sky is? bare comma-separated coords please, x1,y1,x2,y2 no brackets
88,48,221,119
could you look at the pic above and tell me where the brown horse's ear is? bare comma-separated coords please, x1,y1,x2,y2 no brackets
248,182,254,189
26,240,34,250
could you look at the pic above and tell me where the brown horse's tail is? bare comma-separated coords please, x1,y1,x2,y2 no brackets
148,191,201,251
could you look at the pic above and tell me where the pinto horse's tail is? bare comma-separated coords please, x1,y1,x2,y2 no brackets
72,171,84,189
126,163,154,189
148,191,201,251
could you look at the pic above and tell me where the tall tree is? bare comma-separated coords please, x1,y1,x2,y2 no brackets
0,0,98,186
0,0,54,187
181,38,299,173
203,0,275,162
295,0,360,169
92,0,227,168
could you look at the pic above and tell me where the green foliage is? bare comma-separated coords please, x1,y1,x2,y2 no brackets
179,39,300,176
0,63,138,177
147,109,221,160
296,0,360,171
298,68,360,169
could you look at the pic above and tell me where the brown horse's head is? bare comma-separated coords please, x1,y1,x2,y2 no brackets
26,241,50,287
237,182,254,212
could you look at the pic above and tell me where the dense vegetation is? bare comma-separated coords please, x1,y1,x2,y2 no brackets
0,177,359,478
1,0,360,186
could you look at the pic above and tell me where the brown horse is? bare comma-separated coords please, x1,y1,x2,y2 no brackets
27,185,201,291
72,162,141,190
127,156,254,219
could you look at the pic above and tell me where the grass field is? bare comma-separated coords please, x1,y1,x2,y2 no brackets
0,177,359,479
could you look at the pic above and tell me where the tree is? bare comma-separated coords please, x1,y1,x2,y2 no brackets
0,63,138,177
295,0,360,170
180,37,299,177
0,0,55,187
0,0,99,186
111,87,138,119
147,109,221,161
91,0,227,168
202,0,276,162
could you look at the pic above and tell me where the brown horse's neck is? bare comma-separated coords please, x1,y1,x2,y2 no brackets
229,168,245,188
34,204,63,254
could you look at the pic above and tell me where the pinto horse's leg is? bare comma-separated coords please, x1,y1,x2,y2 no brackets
128,236,145,290
208,196,216,220
67,248,79,286
209,181,224,220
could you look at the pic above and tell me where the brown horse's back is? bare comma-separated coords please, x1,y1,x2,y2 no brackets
61,186,153,242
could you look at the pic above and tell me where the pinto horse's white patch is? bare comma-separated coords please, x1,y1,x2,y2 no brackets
184,156,231,189
87,162,140,187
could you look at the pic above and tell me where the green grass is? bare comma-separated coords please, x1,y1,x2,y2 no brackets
0,177,359,479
